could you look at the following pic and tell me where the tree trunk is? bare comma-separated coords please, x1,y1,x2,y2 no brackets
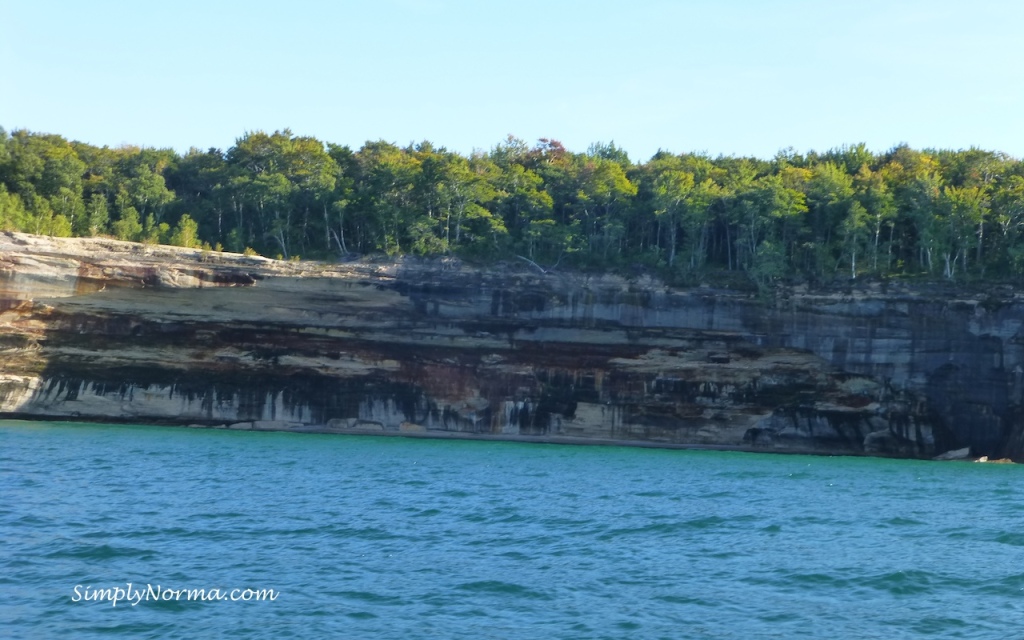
887,224,894,272
323,204,331,252
668,217,677,267
725,224,732,270
976,218,984,273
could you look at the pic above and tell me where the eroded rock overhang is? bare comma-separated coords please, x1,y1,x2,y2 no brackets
2,231,1021,459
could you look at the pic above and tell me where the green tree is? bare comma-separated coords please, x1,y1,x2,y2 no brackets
113,206,143,241
855,165,897,273
49,214,73,237
353,140,421,255
169,213,201,248
650,156,694,267
938,185,987,278
84,193,110,236
805,162,855,277
124,163,175,222
0,184,30,231
573,156,638,263
435,153,500,253
841,201,870,279
905,171,944,275
165,147,230,247
489,151,555,261
26,194,53,235
49,187,85,233
749,240,786,292
993,175,1024,273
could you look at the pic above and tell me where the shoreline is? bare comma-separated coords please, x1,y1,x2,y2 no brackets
0,414,979,462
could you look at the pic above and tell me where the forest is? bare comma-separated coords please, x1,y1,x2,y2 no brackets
2,127,1023,288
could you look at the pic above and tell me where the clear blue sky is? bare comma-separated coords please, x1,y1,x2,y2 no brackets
4,0,1023,161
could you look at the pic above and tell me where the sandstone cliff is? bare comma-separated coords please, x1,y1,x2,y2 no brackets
1,231,1021,459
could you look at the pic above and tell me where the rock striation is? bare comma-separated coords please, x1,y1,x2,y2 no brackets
2,231,1023,459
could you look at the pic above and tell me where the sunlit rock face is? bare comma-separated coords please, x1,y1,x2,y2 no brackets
1,231,1021,459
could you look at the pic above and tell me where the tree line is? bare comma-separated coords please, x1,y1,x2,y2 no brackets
2,127,1023,286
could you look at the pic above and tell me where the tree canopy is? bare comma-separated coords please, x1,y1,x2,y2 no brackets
2,127,1023,287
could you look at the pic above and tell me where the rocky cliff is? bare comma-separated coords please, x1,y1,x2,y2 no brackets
1,231,1022,459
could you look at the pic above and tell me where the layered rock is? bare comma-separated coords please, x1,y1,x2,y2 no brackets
1,231,1021,459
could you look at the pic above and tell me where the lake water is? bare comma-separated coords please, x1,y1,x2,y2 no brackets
2,420,1023,639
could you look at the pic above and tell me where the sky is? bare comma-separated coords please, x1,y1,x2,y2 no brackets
4,0,1023,162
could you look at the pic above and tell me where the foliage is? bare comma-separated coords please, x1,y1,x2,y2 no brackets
1,128,1024,285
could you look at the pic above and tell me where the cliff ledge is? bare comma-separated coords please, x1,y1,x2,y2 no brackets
2,231,1022,459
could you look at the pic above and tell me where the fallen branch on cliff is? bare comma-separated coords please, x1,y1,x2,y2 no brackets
516,253,564,275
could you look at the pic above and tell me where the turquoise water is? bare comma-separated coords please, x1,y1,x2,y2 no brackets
2,421,1023,639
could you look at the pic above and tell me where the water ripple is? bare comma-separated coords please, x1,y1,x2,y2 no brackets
3,420,1024,638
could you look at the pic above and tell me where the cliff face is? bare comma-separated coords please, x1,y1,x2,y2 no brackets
1,231,1022,459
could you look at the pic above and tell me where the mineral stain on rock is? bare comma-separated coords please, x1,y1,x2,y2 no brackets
1,231,1022,459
